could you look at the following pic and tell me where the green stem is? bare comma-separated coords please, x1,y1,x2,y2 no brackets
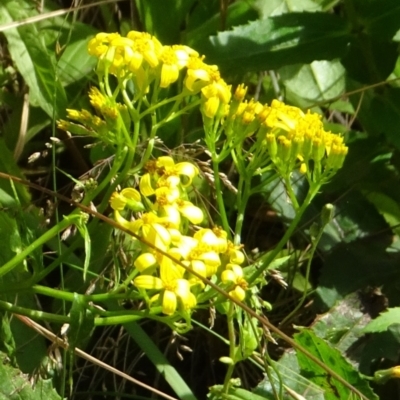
0,299,70,324
279,221,325,327
233,175,251,246
284,175,300,211
248,183,321,283
222,302,236,394
212,157,231,238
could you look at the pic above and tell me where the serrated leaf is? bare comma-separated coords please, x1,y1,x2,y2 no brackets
363,307,400,333
295,329,378,400
0,352,62,400
202,12,350,73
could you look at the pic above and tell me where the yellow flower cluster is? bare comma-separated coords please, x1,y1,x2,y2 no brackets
88,31,232,116
110,156,248,315
57,87,130,145
223,95,348,176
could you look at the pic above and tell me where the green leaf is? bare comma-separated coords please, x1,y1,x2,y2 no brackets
351,0,400,40
0,0,67,117
254,351,325,399
57,23,98,86
365,192,400,236
312,293,371,361
279,60,345,104
186,1,258,48
363,307,400,333
253,0,321,18
0,352,62,400
137,0,196,44
341,35,397,84
295,329,378,400
201,12,350,73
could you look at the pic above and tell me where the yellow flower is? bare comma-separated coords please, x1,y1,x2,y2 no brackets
126,31,162,69
184,56,219,92
134,254,196,315
194,228,228,253
221,264,248,301
201,79,232,118
110,188,141,211
158,45,197,88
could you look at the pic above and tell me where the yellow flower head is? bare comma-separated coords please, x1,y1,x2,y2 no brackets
158,45,198,88
134,253,196,315
221,264,248,302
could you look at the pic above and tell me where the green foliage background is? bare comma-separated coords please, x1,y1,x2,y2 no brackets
1,0,400,399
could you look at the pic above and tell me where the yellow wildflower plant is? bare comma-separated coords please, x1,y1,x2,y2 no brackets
62,29,349,323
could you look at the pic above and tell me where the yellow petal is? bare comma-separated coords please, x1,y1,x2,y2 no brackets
160,63,179,88
221,269,236,283
160,255,184,283
120,188,141,202
110,192,126,211
134,253,157,272
139,173,155,197
175,278,191,300
157,156,175,169
230,286,246,302
134,275,163,290
203,97,220,118
177,201,204,224
229,249,245,265
175,162,199,186
162,290,177,315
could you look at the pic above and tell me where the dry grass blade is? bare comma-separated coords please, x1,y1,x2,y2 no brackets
13,314,178,400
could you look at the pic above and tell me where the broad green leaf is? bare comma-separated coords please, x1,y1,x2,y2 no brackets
201,13,350,73
316,238,400,309
279,60,345,104
136,0,196,44
312,293,371,356
350,0,400,40
253,0,321,18
186,1,258,48
0,0,67,118
363,307,400,333
341,35,397,84
57,23,98,86
0,352,61,400
365,192,400,236
255,351,325,399
295,329,378,400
